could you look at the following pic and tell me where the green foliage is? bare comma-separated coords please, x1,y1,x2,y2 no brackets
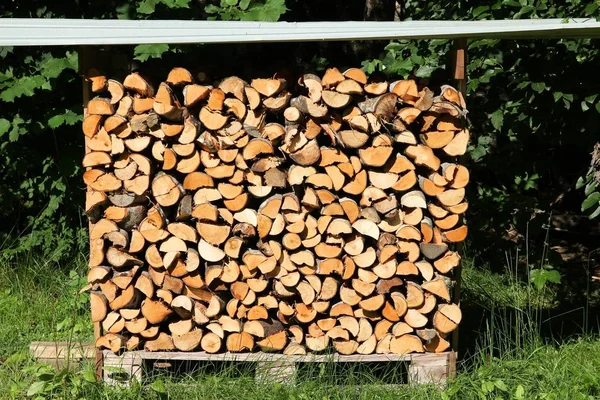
0,0,289,262
0,255,91,359
137,0,192,14
205,0,287,21
134,43,172,62
4,339,600,399
0,45,85,261
578,147,600,218
530,264,561,291
0,251,596,399
2,0,599,265
364,0,600,255
20,361,99,398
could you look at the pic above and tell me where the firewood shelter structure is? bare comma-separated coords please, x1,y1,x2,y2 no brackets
4,17,600,385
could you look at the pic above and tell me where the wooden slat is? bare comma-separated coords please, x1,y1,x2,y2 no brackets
30,342,96,360
101,350,455,386
103,350,454,363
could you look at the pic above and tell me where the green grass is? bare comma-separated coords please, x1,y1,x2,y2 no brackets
0,254,598,399
2,338,600,399
0,255,93,359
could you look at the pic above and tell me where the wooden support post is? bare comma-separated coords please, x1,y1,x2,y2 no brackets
450,38,467,95
96,350,455,387
255,361,297,384
407,352,456,386
448,37,467,357
103,351,144,386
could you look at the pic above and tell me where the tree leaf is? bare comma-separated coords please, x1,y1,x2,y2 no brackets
39,52,78,78
531,82,545,93
545,269,561,284
589,205,600,219
241,0,287,21
0,75,47,102
585,2,599,16
415,65,436,78
585,181,598,196
26,381,46,397
8,117,25,142
530,269,546,290
582,192,600,211
205,4,221,13
490,109,504,130
168,0,192,7
0,118,10,136
115,4,131,19
576,176,587,189
553,92,563,102
48,115,64,129
62,110,82,125
150,379,167,394
515,385,525,399
134,44,170,62
239,0,251,10
81,369,97,383
0,46,14,58
494,379,508,392
473,6,490,17
137,0,159,14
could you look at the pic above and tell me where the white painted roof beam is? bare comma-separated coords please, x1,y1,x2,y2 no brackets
1,18,600,46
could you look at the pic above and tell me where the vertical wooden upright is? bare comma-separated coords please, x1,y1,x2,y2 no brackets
450,38,467,95
78,45,104,380
79,45,129,380
448,37,467,355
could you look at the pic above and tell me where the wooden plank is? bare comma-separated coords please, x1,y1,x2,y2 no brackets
408,352,454,385
100,348,456,386
30,341,96,360
29,342,455,366
2,19,600,46
451,38,467,95
102,350,453,363
255,361,296,384
103,352,144,386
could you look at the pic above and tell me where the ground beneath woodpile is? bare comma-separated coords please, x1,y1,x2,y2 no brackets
1,255,600,399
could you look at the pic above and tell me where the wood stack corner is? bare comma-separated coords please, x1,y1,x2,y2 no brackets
83,66,468,355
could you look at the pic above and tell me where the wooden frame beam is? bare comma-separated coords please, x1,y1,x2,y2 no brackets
448,38,467,355
78,45,104,380
2,18,600,46
80,36,470,376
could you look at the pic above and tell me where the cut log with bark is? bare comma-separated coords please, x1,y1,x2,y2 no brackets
84,66,468,355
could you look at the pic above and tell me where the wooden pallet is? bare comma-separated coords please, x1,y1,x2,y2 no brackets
30,342,96,369
29,342,456,386
103,350,456,386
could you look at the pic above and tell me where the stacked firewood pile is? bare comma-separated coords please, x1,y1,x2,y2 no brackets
83,66,467,355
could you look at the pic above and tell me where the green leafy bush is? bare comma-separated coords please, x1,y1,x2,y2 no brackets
0,0,287,262
0,46,85,261
364,1,600,257
2,0,599,264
